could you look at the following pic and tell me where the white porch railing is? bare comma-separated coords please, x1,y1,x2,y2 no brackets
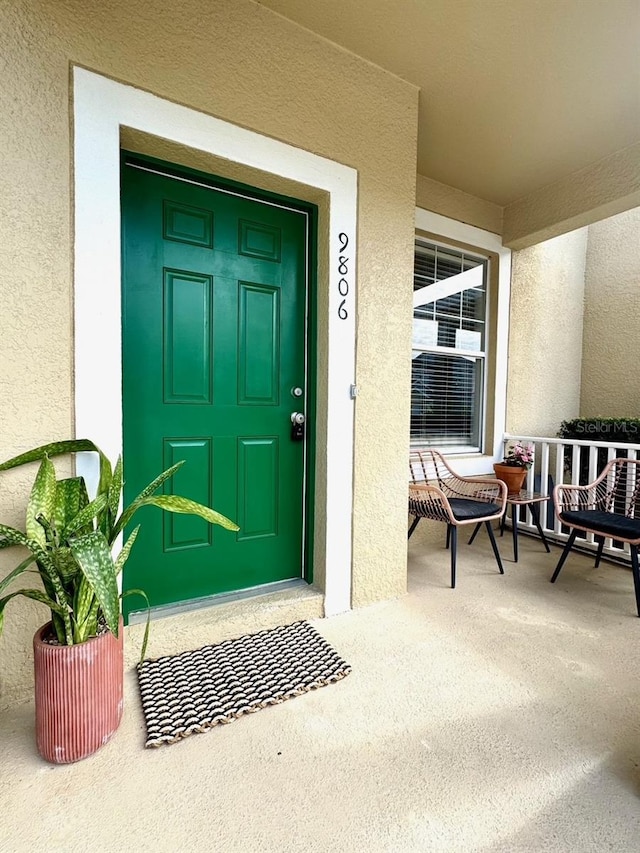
502,433,640,564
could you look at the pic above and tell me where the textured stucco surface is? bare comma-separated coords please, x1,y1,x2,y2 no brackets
503,143,640,250
260,0,640,214
506,230,588,436
415,174,503,236
581,207,640,417
0,0,417,702
5,540,640,851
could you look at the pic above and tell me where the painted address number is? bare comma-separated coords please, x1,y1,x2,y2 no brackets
337,232,350,320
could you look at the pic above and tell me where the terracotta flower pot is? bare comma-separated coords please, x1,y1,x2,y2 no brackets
33,619,124,764
493,463,527,496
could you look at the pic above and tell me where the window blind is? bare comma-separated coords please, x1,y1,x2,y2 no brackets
411,240,487,450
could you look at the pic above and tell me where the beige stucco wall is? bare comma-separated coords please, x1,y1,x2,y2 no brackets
503,143,640,251
415,174,503,236
0,0,418,704
580,207,640,417
506,230,588,436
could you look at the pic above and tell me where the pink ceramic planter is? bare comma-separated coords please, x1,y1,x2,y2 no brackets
33,619,124,764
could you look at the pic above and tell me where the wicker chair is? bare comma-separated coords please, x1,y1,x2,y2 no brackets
409,450,507,588
551,458,640,616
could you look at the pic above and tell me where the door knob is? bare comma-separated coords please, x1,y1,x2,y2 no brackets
290,412,305,441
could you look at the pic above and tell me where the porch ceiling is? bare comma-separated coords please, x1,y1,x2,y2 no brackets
257,0,640,209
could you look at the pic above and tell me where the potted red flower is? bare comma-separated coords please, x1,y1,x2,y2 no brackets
493,441,535,495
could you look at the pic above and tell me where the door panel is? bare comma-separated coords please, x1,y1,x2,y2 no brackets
162,438,213,552
121,163,309,612
237,437,279,540
163,270,213,403
238,282,280,405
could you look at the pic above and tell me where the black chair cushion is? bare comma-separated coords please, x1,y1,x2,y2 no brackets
560,510,640,542
449,499,501,521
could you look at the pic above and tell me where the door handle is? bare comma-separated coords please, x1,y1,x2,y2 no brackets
290,412,305,441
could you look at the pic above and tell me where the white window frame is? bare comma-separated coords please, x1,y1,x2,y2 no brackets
412,238,488,453
414,208,511,477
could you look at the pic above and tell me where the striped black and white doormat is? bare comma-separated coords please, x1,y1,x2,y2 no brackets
137,620,351,747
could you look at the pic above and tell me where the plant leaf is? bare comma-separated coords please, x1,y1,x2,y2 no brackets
73,576,98,643
0,523,35,551
0,554,37,595
0,439,101,471
26,457,57,546
53,478,90,536
51,546,80,583
114,525,140,576
81,598,100,641
69,531,120,637
138,495,239,530
97,456,113,503
50,613,67,644
107,456,123,523
121,588,150,663
0,439,112,511
0,525,69,595
112,461,185,539
0,588,67,638
35,558,74,645
62,493,108,540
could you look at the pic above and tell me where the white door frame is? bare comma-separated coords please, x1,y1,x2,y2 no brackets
73,68,357,616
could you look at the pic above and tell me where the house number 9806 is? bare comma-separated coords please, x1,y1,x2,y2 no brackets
337,232,350,320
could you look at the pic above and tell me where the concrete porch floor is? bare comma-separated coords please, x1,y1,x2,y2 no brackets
3,531,640,852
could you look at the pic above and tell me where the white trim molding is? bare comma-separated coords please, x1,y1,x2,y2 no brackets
414,207,512,477
73,67,357,616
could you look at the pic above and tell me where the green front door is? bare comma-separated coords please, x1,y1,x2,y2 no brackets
121,159,311,613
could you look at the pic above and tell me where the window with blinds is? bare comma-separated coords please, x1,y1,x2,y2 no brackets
411,239,488,451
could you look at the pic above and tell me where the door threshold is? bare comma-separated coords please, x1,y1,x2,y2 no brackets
127,578,311,625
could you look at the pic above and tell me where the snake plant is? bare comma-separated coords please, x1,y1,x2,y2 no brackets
0,439,239,659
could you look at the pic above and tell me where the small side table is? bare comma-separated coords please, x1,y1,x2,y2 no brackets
469,491,551,562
